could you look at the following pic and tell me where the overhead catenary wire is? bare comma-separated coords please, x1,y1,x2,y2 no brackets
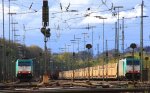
11,2,38,12
1,0,150,56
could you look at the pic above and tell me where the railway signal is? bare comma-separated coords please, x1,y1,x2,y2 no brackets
42,0,49,27
86,44,92,81
41,27,51,38
130,43,137,82
86,44,92,49
145,57,149,69
42,0,49,84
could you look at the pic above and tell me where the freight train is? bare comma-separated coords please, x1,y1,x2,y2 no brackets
16,58,33,81
59,58,141,81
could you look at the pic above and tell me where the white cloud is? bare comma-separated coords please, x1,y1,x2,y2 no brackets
111,0,141,6
120,5,141,18
0,4,21,21
60,0,89,5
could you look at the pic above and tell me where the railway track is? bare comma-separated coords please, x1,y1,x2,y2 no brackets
0,87,150,93
0,80,150,92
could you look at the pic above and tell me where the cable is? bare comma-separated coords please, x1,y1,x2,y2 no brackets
11,2,38,12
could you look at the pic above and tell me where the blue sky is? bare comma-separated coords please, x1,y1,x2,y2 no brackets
0,0,150,54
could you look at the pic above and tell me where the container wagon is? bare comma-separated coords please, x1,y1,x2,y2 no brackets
59,58,140,81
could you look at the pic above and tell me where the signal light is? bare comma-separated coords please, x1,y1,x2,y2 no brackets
86,44,92,49
42,0,49,26
106,52,108,56
41,27,51,37
73,52,75,56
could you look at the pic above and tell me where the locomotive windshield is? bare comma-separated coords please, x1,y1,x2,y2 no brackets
134,60,140,65
126,59,140,65
18,61,31,66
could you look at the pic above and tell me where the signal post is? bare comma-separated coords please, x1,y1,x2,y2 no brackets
41,0,50,84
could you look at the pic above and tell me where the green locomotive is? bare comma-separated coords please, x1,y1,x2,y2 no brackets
16,59,33,81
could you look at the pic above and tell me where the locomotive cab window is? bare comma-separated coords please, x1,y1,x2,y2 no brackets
18,62,31,66
126,60,140,65
134,60,140,65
